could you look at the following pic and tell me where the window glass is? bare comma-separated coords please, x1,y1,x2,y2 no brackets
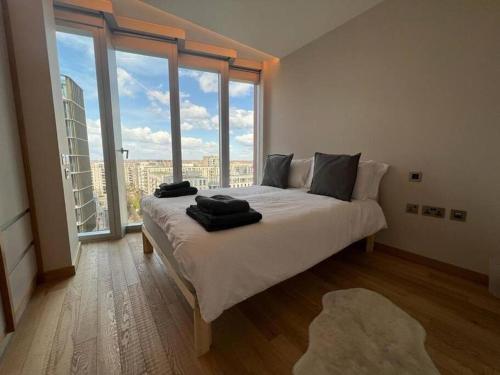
229,80,255,187
56,31,109,233
179,67,221,190
115,50,172,224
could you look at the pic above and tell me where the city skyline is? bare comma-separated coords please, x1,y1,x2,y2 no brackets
91,157,254,224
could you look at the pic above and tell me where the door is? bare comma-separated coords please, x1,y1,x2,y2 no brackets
112,35,180,227
55,25,114,236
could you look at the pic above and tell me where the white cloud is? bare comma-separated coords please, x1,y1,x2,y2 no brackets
85,118,221,160
229,81,253,97
115,51,168,77
147,90,170,105
180,122,194,131
230,108,254,129
181,136,203,148
56,31,94,56
85,119,104,160
181,100,210,119
181,139,219,160
121,125,173,160
179,68,252,98
179,99,216,131
198,72,219,93
179,68,220,95
122,126,171,145
209,108,254,131
117,68,136,97
235,133,253,147
179,69,201,79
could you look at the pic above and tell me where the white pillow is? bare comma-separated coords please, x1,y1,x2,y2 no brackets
352,160,389,200
288,158,313,188
368,161,389,199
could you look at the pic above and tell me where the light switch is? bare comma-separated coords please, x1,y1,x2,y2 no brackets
409,171,422,182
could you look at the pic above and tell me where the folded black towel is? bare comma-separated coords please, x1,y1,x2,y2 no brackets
159,181,190,191
195,195,250,215
154,186,198,198
186,205,262,231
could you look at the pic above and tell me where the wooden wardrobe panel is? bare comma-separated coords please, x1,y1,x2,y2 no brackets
8,245,36,321
0,212,33,274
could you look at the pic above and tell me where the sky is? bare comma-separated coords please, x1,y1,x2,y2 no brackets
56,31,254,162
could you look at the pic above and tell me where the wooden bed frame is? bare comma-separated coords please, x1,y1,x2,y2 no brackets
142,225,376,356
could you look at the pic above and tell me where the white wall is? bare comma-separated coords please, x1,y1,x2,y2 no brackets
4,0,78,272
265,0,500,274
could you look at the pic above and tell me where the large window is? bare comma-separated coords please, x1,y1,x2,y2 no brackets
229,80,255,187
55,12,261,237
56,30,110,234
115,50,172,224
179,67,221,190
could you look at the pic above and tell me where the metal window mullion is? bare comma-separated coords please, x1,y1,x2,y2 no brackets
95,25,123,238
256,80,264,184
220,62,230,188
169,47,183,183
253,84,259,184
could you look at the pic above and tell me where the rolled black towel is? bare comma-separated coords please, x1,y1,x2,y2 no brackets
195,195,250,215
186,205,262,232
159,181,190,191
154,186,198,198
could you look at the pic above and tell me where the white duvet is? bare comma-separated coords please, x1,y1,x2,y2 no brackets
141,186,387,322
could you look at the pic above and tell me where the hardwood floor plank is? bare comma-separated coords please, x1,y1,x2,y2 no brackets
71,337,97,375
46,287,80,374
20,287,66,374
46,244,91,375
128,238,205,375
96,244,122,375
127,283,172,375
109,239,147,375
120,235,141,287
0,288,46,375
73,245,98,346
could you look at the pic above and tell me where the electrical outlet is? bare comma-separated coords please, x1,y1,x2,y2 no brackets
406,203,419,214
450,209,467,222
409,171,422,182
422,205,445,218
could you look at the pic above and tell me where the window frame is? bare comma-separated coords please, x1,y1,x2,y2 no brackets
111,35,180,227
178,53,229,188
54,9,263,237
229,68,261,184
55,19,118,242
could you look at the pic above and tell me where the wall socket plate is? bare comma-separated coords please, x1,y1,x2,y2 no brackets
422,205,445,218
450,209,467,222
406,203,419,214
409,171,423,182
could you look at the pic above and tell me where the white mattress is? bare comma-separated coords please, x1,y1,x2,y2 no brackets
141,185,387,322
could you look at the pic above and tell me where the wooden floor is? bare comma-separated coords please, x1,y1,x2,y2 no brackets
1,234,500,374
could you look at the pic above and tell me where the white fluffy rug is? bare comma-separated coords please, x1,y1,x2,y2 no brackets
293,288,439,375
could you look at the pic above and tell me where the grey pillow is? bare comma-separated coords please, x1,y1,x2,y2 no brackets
309,152,361,201
261,154,294,189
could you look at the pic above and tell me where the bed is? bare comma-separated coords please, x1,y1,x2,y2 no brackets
140,185,387,355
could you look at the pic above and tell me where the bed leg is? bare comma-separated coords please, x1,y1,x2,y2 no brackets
142,231,153,254
194,302,212,356
366,234,375,253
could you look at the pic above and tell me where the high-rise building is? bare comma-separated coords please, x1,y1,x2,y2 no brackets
61,75,97,233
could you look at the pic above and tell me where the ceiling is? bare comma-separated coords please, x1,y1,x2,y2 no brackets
114,0,384,60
